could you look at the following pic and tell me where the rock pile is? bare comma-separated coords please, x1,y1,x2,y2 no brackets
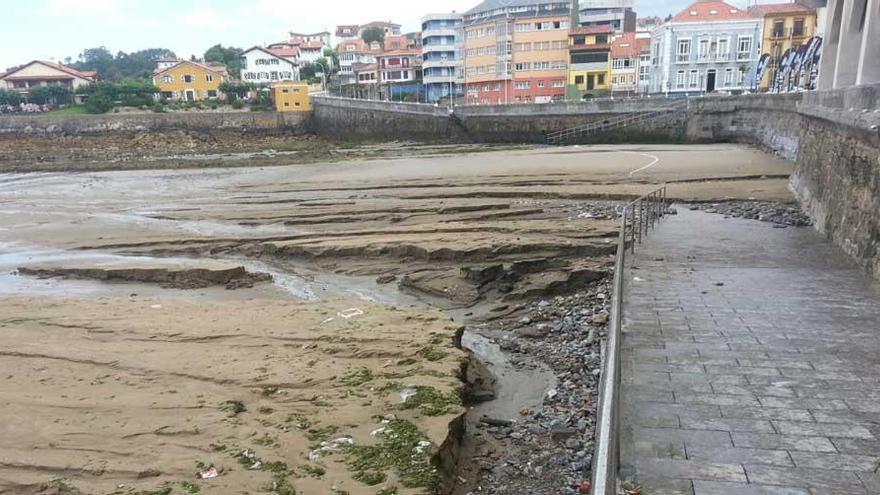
466,278,611,494
690,201,812,227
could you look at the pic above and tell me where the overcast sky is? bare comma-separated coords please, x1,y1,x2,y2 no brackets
3,0,760,71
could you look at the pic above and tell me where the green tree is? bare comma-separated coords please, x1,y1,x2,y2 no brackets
219,81,251,100
70,47,176,81
0,89,22,106
79,80,160,112
204,44,243,76
27,85,72,105
361,27,385,45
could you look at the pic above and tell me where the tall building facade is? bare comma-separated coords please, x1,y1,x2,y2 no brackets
649,1,762,95
579,0,636,33
463,0,574,105
422,13,464,103
749,3,818,91
818,0,879,89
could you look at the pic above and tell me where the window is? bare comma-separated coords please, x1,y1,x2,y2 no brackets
689,69,699,88
161,91,173,99
552,80,565,88
596,35,608,44
284,102,290,107
597,74,605,85
677,39,691,63
724,68,734,86
698,39,710,60
737,36,752,60
514,81,530,90
206,74,214,82
207,90,218,98
571,52,608,64
717,38,729,60
676,70,686,89
573,35,586,45
793,18,805,37
162,75,173,84
183,75,193,83
537,80,545,88
773,20,785,38
575,75,585,84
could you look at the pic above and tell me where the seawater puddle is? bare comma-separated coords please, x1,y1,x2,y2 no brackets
461,330,556,421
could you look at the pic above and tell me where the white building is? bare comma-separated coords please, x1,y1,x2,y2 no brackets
421,12,463,103
337,39,382,85
649,0,763,95
239,47,300,85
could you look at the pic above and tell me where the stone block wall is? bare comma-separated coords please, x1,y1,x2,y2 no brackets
0,111,308,136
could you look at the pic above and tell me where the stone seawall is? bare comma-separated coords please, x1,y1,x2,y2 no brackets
790,85,880,280
310,96,687,143
0,111,309,135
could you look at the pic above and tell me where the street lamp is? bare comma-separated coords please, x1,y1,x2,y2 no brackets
314,60,328,94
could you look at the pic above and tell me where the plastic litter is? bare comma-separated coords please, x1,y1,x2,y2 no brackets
338,308,364,319
198,467,219,479
400,386,418,403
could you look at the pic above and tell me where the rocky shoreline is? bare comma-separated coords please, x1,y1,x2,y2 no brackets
456,278,611,495
689,200,812,227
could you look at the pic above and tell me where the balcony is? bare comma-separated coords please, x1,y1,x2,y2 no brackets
423,27,458,38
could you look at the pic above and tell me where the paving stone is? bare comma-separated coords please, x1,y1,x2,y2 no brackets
635,427,733,447
830,437,880,456
758,397,850,410
789,451,879,471
744,466,868,494
773,421,875,439
679,417,776,433
674,392,761,407
692,480,809,495
686,445,793,466
636,458,747,482
719,406,812,422
638,478,695,495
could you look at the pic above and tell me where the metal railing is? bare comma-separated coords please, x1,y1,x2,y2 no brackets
591,185,670,495
545,99,688,145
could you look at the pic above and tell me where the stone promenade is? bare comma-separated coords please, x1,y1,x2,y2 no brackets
619,208,880,495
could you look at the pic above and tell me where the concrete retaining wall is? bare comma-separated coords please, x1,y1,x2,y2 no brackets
310,96,687,143
0,111,309,135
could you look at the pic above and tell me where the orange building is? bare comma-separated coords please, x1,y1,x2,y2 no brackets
463,0,574,104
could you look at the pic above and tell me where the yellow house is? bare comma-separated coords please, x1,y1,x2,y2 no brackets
568,26,614,98
749,3,817,90
271,82,310,112
152,61,229,101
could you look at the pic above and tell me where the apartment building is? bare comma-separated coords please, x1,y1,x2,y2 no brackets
422,13,463,103
749,2,818,91
568,25,613,96
337,39,382,85
610,32,650,94
649,0,762,95
463,0,574,105
579,0,636,33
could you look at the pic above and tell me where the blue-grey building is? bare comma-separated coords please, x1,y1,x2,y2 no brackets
650,1,763,95
421,13,463,103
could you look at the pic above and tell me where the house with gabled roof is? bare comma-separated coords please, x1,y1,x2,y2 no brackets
649,0,762,95
239,46,301,85
0,60,97,102
152,60,228,101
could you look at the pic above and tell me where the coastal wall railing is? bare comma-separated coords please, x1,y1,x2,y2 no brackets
591,186,670,495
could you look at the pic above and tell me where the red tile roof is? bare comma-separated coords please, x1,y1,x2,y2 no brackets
152,60,228,77
269,47,300,58
0,60,97,82
749,2,815,16
570,25,615,35
611,33,641,58
672,1,753,22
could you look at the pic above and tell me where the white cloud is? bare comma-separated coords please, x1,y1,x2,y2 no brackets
43,0,122,17
178,8,236,30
